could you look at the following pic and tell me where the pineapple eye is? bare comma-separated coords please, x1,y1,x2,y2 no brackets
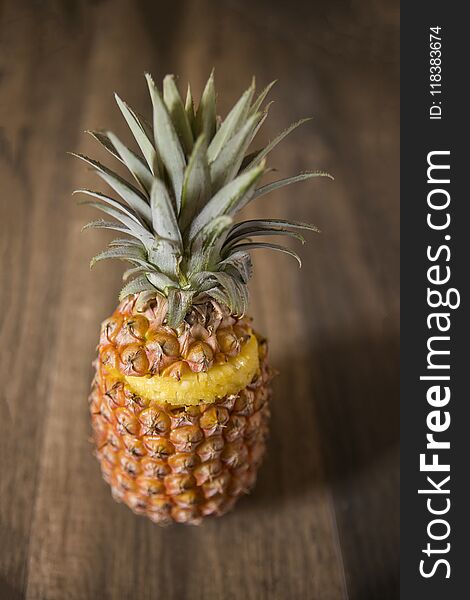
216,329,240,355
146,328,180,356
125,315,149,340
160,360,192,380
185,341,214,371
101,316,123,343
119,344,149,375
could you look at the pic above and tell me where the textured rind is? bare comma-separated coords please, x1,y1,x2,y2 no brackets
98,295,252,378
89,333,272,525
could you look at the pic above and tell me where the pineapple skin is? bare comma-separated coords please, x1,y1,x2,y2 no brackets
89,305,272,525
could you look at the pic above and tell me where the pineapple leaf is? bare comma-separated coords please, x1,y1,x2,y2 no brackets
251,171,333,202
147,271,178,290
106,131,154,195
199,215,232,252
83,219,130,233
219,250,253,283
150,179,182,246
250,80,277,114
209,112,261,192
187,162,265,243
166,288,195,328
247,102,272,143
163,74,194,156
119,275,156,300
207,79,255,162
223,241,302,267
195,70,217,143
86,130,120,160
204,272,249,315
243,118,312,170
146,73,186,208
122,266,149,281
87,129,151,191
224,228,306,251
73,189,149,226
185,83,195,131
109,238,144,249
225,218,320,247
147,240,181,280
187,215,232,274
114,93,160,176
179,135,211,231
78,200,154,247
71,153,151,220
96,171,152,221
90,245,149,268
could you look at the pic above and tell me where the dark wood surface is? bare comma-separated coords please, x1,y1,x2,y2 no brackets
0,1,399,599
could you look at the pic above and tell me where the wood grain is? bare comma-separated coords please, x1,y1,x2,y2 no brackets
0,1,399,599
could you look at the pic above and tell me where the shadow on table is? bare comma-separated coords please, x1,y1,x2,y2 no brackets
241,327,399,504
356,568,400,600
239,327,399,599
0,578,23,600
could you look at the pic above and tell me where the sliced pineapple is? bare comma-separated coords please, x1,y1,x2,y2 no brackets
82,72,323,524
123,333,259,406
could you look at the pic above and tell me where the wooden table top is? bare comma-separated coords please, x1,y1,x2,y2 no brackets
0,1,399,598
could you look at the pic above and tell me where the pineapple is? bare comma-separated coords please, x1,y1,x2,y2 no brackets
75,72,328,525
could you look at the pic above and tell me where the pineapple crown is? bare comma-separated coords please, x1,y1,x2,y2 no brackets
73,72,330,327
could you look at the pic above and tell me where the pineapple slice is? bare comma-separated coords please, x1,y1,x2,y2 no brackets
124,333,259,406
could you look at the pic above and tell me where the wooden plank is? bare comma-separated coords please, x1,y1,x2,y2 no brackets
0,0,399,598
0,3,95,598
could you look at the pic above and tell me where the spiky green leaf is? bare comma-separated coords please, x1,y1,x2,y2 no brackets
187,162,265,242
73,189,149,226
86,130,120,160
195,71,217,142
209,112,261,192
147,271,177,290
252,171,333,202
163,75,194,156
114,93,159,175
78,200,154,248
185,84,195,132
179,135,211,231
146,73,186,208
224,228,305,251
82,219,137,237
90,245,149,268
219,250,252,283
187,215,232,274
150,179,182,245
122,265,150,281
250,80,277,114
204,272,249,315
223,241,302,267
87,130,152,194
109,238,144,249
207,80,255,162
119,275,156,300
71,153,151,222
166,288,195,328
106,131,153,195
224,219,320,248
